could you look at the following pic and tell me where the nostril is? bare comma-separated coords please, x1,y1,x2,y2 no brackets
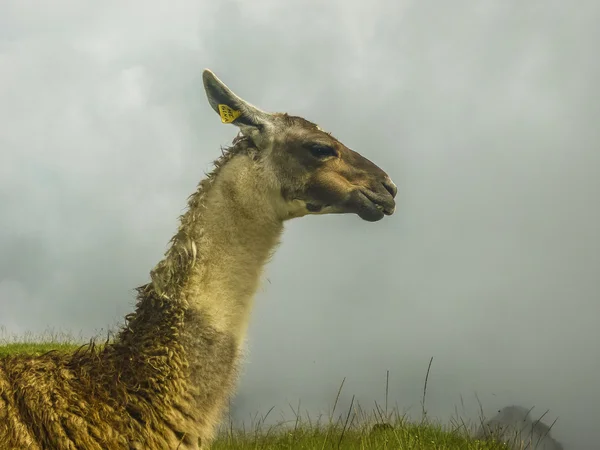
382,178,397,198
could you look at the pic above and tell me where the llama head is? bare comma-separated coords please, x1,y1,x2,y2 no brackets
202,69,397,222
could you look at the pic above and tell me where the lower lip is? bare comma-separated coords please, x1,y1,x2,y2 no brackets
377,205,393,215
361,192,393,216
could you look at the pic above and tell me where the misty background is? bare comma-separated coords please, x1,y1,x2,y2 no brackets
1,1,599,448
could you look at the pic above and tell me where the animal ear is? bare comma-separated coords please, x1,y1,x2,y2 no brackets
202,69,272,132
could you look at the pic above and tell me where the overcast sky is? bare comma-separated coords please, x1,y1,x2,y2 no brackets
1,1,599,448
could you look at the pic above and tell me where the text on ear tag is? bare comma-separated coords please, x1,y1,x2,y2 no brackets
218,104,241,124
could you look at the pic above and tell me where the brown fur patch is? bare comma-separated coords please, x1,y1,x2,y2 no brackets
0,290,239,449
0,136,254,449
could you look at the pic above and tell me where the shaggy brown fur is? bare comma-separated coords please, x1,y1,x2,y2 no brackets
0,70,397,449
0,138,253,450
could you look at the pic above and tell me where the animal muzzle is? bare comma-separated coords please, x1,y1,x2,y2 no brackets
348,179,397,222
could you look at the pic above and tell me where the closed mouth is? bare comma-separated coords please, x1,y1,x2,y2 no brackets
303,190,395,220
360,189,395,216
373,202,395,216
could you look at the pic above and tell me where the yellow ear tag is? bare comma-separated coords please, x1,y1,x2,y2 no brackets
218,104,241,124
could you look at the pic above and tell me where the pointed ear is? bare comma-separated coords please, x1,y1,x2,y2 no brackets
202,69,272,132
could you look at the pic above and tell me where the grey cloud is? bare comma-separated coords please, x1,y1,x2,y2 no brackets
1,1,599,448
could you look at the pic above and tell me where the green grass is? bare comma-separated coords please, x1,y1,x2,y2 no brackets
211,418,506,449
0,342,82,358
0,327,86,358
0,336,507,449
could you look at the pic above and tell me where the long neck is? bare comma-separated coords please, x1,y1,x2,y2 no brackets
100,142,284,443
173,154,284,346
134,143,284,349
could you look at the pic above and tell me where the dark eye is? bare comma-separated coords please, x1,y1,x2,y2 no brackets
308,144,337,159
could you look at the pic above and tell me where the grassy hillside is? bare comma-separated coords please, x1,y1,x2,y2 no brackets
210,418,507,449
0,336,506,449
0,328,88,358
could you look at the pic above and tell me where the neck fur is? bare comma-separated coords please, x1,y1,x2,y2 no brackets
91,137,286,447
142,136,283,347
